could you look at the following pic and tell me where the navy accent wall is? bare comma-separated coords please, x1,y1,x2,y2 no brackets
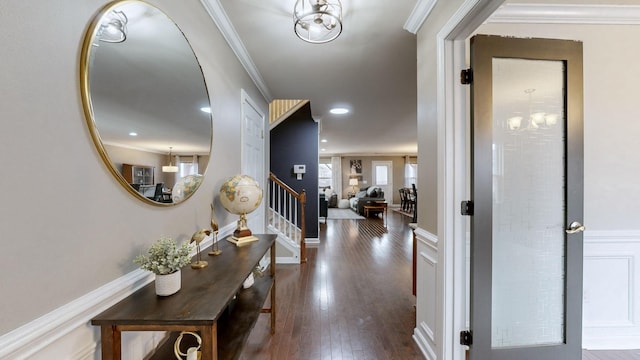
270,103,318,239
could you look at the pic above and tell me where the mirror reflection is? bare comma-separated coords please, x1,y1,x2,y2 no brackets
81,1,212,205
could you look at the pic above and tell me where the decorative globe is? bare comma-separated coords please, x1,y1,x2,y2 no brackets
172,174,203,203
219,175,263,216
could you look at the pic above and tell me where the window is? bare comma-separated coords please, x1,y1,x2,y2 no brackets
319,163,332,188
178,156,199,178
405,163,417,187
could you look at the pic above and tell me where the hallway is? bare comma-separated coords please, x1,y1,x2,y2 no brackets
241,211,421,359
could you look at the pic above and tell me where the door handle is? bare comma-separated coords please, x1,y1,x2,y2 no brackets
566,221,585,234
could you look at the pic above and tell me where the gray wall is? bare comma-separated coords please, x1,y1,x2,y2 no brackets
0,0,267,336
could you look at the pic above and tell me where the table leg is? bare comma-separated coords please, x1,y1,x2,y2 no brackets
200,324,217,360
270,242,276,334
101,325,121,360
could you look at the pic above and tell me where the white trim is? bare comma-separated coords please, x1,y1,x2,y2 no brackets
437,1,504,360
584,230,640,243
276,256,302,264
488,4,640,25
416,227,438,251
404,0,438,34
0,268,152,359
305,237,320,246
199,0,272,101
0,225,235,359
437,2,502,359
413,326,438,360
582,230,640,349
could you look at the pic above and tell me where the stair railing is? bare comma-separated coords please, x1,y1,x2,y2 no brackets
267,172,307,263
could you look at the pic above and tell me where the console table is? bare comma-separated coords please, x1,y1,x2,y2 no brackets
91,234,276,360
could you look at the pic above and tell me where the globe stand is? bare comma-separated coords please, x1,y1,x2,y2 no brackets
227,213,258,246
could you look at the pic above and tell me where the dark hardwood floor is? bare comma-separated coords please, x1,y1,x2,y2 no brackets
240,210,421,359
239,209,640,360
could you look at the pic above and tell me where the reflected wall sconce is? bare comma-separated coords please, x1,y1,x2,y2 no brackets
162,147,179,173
293,0,343,44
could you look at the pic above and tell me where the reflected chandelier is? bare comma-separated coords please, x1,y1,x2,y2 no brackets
162,147,178,173
98,10,128,43
293,0,343,44
507,88,559,131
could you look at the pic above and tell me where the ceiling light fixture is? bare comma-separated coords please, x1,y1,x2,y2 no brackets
293,0,343,44
98,10,128,43
329,107,349,115
162,147,179,173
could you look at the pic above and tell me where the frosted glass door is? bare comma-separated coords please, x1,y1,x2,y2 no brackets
469,35,584,360
491,58,565,347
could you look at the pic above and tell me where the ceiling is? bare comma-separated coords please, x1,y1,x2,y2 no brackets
216,0,420,157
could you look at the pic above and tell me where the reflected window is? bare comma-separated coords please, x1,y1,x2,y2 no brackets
178,156,199,178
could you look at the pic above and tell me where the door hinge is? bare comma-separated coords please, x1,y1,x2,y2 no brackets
461,201,474,216
460,330,473,346
460,68,473,85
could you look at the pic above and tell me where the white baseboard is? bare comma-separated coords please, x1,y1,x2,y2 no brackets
0,226,236,359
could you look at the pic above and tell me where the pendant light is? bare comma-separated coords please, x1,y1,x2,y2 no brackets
162,147,178,173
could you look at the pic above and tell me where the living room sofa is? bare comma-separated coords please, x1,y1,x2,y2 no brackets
349,186,385,215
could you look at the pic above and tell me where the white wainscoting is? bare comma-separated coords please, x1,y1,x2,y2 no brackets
582,230,640,350
413,227,439,360
0,225,234,359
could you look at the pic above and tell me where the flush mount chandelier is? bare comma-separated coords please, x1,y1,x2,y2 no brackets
293,0,343,44
98,10,128,43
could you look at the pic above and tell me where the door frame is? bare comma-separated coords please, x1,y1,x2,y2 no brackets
240,89,267,233
435,1,507,359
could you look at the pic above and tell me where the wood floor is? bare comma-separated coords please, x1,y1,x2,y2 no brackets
241,210,420,359
240,209,639,360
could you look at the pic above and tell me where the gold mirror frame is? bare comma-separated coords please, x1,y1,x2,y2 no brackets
80,0,212,206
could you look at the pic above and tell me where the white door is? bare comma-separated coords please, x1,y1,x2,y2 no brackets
241,90,266,233
372,161,393,204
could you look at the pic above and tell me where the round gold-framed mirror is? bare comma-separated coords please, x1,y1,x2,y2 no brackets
80,0,212,206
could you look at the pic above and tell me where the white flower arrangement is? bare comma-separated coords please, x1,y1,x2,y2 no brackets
133,236,193,275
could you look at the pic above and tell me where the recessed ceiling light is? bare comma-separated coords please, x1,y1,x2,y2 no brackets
329,107,349,115
129,132,138,136
200,107,211,113
321,148,326,152
321,139,328,143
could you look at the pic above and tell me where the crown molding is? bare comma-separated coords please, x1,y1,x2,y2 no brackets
404,2,640,34
200,0,273,101
404,0,438,34
488,4,640,25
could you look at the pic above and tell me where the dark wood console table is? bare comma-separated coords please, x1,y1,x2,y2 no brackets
91,234,276,360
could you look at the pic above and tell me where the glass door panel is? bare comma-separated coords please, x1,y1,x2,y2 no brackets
491,58,566,348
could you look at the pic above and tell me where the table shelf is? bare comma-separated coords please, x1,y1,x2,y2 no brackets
92,234,276,360
149,274,274,360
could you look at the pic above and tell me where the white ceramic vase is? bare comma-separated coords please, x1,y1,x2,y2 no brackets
155,269,181,296
242,273,255,289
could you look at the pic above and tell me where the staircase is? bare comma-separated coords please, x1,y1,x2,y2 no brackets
267,172,307,264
